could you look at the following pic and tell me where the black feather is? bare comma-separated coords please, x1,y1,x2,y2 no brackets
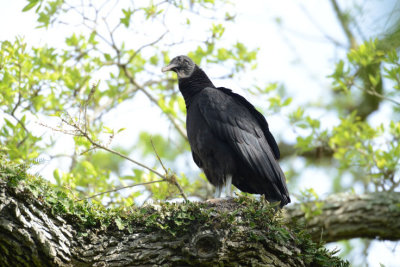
165,57,290,207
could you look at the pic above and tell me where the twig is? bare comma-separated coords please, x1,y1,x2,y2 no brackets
141,86,188,139
329,0,357,49
364,88,400,106
168,173,188,202
78,129,188,201
297,3,345,47
350,81,400,106
127,31,169,64
39,117,165,178
79,128,166,178
119,63,188,140
41,93,189,202
150,137,168,174
83,83,98,134
76,179,166,201
150,137,188,201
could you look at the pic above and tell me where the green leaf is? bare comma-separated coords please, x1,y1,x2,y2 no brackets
53,169,61,185
103,126,114,134
115,216,125,230
22,0,39,12
120,8,133,27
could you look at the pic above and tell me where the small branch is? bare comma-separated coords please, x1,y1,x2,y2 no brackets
127,31,169,64
76,179,166,202
364,88,400,106
11,114,31,148
297,3,345,47
79,129,165,179
329,0,357,49
67,118,188,201
141,87,188,139
40,87,188,201
9,71,31,148
39,114,165,178
168,174,188,202
150,137,188,202
347,73,400,106
10,92,22,117
83,83,98,133
150,137,168,174
119,63,188,140
278,142,334,160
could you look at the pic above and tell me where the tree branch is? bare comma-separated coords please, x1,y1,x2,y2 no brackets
0,179,347,266
278,142,334,160
69,117,188,202
39,106,188,202
76,179,166,202
285,192,400,243
119,63,188,140
329,0,358,49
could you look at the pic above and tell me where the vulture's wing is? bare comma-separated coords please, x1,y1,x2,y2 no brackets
217,87,281,159
197,87,289,202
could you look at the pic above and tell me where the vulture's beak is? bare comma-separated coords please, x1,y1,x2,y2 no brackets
161,63,178,72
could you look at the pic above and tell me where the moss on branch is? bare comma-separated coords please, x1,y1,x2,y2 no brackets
0,156,348,266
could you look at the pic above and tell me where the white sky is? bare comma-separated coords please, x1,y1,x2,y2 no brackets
1,1,399,266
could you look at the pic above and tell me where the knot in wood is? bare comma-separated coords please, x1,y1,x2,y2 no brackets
190,230,219,259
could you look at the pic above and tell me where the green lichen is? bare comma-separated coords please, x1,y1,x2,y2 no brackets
0,155,348,266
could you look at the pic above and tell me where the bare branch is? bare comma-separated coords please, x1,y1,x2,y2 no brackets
150,136,188,201
39,88,188,202
74,124,166,179
140,86,188,139
329,0,358,49
127,31,169,64
297,3,345,47
119,64,188,140
364,88,400,106
76,179,166,202
150,137,168,174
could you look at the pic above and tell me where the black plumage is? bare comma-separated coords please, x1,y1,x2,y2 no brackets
162,55,290,207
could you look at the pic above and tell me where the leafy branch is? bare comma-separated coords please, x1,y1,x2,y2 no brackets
39,85,188,202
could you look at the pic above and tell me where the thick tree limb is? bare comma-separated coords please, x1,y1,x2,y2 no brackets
278,142,334,160
286,192,400,243
2,170,399,266
0,179,346,266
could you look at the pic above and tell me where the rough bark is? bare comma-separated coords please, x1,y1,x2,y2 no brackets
2,175,399,266
0,179,349,267
286,192,400,243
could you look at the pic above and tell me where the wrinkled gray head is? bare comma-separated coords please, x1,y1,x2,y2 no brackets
161,55,196,79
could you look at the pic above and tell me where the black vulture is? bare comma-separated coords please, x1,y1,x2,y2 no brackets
162,55,290,207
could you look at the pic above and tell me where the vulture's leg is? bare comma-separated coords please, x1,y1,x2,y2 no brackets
214,185,222,198
225,175,232,197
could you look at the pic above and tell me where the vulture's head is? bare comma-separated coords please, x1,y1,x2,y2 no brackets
162,55,196,79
